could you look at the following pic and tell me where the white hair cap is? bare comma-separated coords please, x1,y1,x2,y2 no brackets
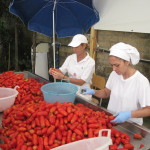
109,42,140,65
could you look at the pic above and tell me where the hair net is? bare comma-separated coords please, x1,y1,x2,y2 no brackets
109,42,140,65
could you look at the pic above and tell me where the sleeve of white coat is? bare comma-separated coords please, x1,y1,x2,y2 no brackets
138,77,150,107
80,60,95,83
59,56,71,74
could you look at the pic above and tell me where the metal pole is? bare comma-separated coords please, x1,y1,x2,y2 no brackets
53,0,56,69
53,0,56,82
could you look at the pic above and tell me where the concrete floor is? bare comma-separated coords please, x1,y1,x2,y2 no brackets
143,117,150,129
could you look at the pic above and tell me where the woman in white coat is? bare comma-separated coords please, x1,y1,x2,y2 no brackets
82,42,150,125
49,34,95,100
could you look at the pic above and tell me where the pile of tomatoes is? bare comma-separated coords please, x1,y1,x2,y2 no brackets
0,71,143,150
0,71,44,105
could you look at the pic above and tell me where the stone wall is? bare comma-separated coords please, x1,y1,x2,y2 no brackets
36,31,150,81
96,30,150,81
36,33,51,43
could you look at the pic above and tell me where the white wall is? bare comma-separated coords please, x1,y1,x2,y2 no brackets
93,0,150,33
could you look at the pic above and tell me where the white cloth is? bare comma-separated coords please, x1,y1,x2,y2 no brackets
106,71,150,125
59,53,95,100
109,42,140,65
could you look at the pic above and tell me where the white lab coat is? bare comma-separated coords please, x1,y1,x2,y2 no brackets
59,53,95,100
106,71,150,125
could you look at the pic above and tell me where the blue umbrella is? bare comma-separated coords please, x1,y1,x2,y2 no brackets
9,0,99,68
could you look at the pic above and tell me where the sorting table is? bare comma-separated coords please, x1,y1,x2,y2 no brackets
0,71,150,149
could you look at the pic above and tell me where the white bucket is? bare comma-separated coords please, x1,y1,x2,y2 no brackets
0,87,18,112
51,129,112,150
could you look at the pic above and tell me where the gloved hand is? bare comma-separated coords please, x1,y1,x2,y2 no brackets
81,87,95,95
111,111,131,123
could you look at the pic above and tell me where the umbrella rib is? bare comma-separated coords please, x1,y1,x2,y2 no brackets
57,1,96,11
10,0,99,37
43,1,99,17
28,1,54,24
56,1,99,29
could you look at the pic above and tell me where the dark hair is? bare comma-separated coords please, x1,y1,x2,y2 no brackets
81,43,89,49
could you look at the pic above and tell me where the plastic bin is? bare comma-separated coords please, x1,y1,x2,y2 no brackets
0,87,18,112
41,81,78,103
51,129,112,150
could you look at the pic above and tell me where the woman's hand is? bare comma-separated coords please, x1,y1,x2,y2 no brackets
49,68,67,80
49,68,57,75
111,111,131,123
51,69,64,79
82,87,95,95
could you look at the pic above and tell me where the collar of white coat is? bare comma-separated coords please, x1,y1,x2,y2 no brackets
73,52,90,63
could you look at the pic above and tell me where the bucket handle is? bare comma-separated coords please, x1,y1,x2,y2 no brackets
61,79,70,83
98,129,111,138
14,86,20,90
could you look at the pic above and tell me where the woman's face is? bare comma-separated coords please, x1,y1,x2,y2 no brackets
72,43,86,55
108,56,130,75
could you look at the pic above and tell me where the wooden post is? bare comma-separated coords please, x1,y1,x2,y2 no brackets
32,32,36,74
8,43,10,70
90,27,97,60
15,23,19,71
